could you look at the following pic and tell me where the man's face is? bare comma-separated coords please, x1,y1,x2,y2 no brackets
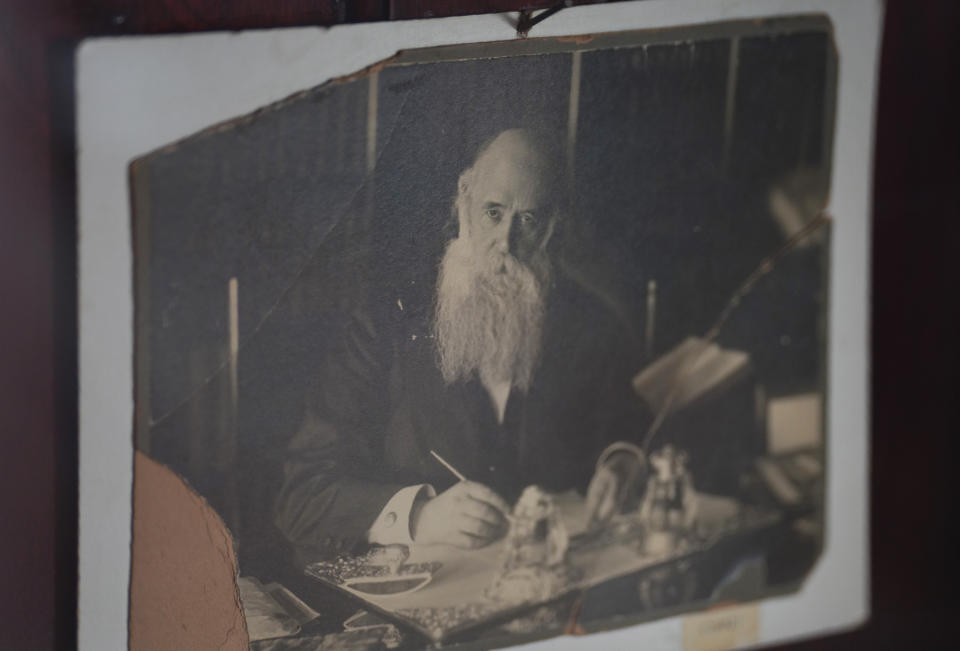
462,149,554,270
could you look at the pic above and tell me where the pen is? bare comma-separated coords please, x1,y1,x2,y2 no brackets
429,449,467,482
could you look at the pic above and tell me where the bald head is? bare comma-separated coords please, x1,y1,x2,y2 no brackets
469,129,559,193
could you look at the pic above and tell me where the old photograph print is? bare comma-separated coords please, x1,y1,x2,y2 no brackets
131,16,835,650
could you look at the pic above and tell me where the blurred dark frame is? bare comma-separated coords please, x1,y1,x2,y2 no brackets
0,1,957,649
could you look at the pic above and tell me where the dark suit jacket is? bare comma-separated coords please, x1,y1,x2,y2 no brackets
274,273,651,557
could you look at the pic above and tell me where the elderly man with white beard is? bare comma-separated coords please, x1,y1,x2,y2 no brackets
275,129,651,558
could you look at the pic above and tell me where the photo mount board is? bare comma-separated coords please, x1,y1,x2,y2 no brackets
77,0,881,649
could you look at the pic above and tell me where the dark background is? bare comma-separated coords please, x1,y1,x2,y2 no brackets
0,0,956,649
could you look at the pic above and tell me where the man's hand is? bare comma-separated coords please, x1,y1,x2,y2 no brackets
411,481,511,548
585,451,644,529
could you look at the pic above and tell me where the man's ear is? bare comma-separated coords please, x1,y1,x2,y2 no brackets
455,167,474,238
458,169,471,197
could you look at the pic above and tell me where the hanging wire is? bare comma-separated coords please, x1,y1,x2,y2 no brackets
517,1,572,38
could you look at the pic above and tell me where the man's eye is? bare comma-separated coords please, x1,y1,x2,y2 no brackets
484,207,502,222
519,212,538,226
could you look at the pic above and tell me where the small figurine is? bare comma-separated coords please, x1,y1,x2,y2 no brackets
485,486,580,604
502,485,569,569
638,445,698,555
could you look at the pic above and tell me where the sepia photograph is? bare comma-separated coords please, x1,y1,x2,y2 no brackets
128,16,835,650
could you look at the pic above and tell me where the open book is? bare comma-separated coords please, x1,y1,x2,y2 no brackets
632,337,750,416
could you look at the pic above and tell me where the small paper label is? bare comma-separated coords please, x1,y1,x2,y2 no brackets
682,603,759,651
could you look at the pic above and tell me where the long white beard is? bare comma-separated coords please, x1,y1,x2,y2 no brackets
433,237,551,392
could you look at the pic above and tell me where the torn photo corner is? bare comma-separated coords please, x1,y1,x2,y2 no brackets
77,1,881,649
